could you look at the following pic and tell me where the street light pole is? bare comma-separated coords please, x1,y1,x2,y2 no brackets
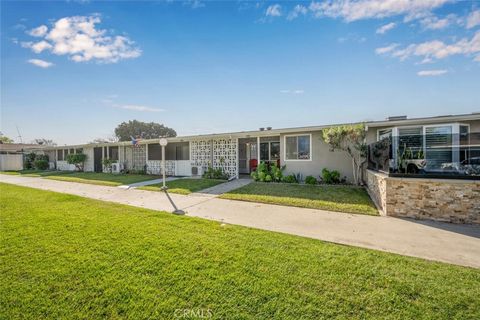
159,136,185,215
159,137,168,191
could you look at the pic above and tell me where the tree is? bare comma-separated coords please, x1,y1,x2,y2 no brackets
66,153,87,172
0,135,13,144
32,138,56,146
114,120,176,141
321,124,367,185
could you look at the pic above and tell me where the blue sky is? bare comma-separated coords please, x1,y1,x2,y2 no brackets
1,0,479,145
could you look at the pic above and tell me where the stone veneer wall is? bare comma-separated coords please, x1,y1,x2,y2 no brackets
366,170,388,216
366,170,480,224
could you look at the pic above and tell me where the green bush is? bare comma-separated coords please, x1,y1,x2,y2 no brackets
36,154,49,161
321,168,341,184
250,161,284,183
305,175,317,185
24,152,36,170
270,164,283,182
203,166,229,180
282,174,298,183
67,153,88,172
34,159,49,170
24,153,49,170
257,171,266,182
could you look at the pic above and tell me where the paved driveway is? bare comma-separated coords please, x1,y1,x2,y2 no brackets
1,174,479,268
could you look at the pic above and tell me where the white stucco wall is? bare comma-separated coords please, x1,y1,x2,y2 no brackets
83,147,94,172
279,131,355,182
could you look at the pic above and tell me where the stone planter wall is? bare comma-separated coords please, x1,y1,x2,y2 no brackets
366,170,480,224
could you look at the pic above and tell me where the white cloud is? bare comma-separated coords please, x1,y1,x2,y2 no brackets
30,40,53,53
376,22,396,34
308,0,450,22
375,43,399,54
280,89,304,94
27,59,54,68
266,4,282,17
417,69,448,76
420,14,457,30
183,0,205,9
13,23,26,30
287,5,308,20
377,31,480,62
114,105,164,112
23,15,141,64
27,25,48,37
466,10,480,29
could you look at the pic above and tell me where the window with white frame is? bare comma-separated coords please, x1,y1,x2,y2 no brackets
285,134,311,160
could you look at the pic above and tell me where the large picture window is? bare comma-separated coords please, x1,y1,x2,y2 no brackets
284,134,311,160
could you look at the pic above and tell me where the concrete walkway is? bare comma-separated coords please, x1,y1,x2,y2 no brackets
1,174,479,268
190,178,252,197
119,176,180,189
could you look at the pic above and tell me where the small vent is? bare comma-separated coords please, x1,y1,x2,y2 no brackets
266,127,272,130
259,127,265,131
387,115,407,121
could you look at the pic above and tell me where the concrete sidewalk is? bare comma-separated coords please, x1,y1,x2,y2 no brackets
119,176,180,189
190,178,252,197
1,174,479,268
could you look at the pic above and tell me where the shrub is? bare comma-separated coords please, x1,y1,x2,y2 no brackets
282,174,298,183
270,164,284,182
101,158,115,173
305,175,317,185
24,153,49,170
251,161,285,183
321,168,341,184
34,159,49,170
24,152,36,170
36,154,49,161
257,171,266,182
67,153,88,172
203,166,229,180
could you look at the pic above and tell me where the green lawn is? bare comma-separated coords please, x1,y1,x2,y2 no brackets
220,182,378,215
1,183,479,319
139,178,226,195
0,170,161,186
43,172,161,186
0,169,69,177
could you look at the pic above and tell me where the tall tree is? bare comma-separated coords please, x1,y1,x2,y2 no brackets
114,120,177,141
32,138,56,146
321,124,367,185
0,135,13,144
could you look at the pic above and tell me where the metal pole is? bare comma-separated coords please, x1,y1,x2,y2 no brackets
162,145,166,189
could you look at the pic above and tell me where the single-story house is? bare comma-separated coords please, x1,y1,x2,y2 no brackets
22,112,480,223
36,112,479,182
0,143,47,171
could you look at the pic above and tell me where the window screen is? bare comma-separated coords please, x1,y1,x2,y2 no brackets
285,135,310,160
109,146,119,161
148,144,162,160
270,142,280,160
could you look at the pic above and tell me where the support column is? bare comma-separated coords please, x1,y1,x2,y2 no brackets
257,136,260,162
236,138,239,179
